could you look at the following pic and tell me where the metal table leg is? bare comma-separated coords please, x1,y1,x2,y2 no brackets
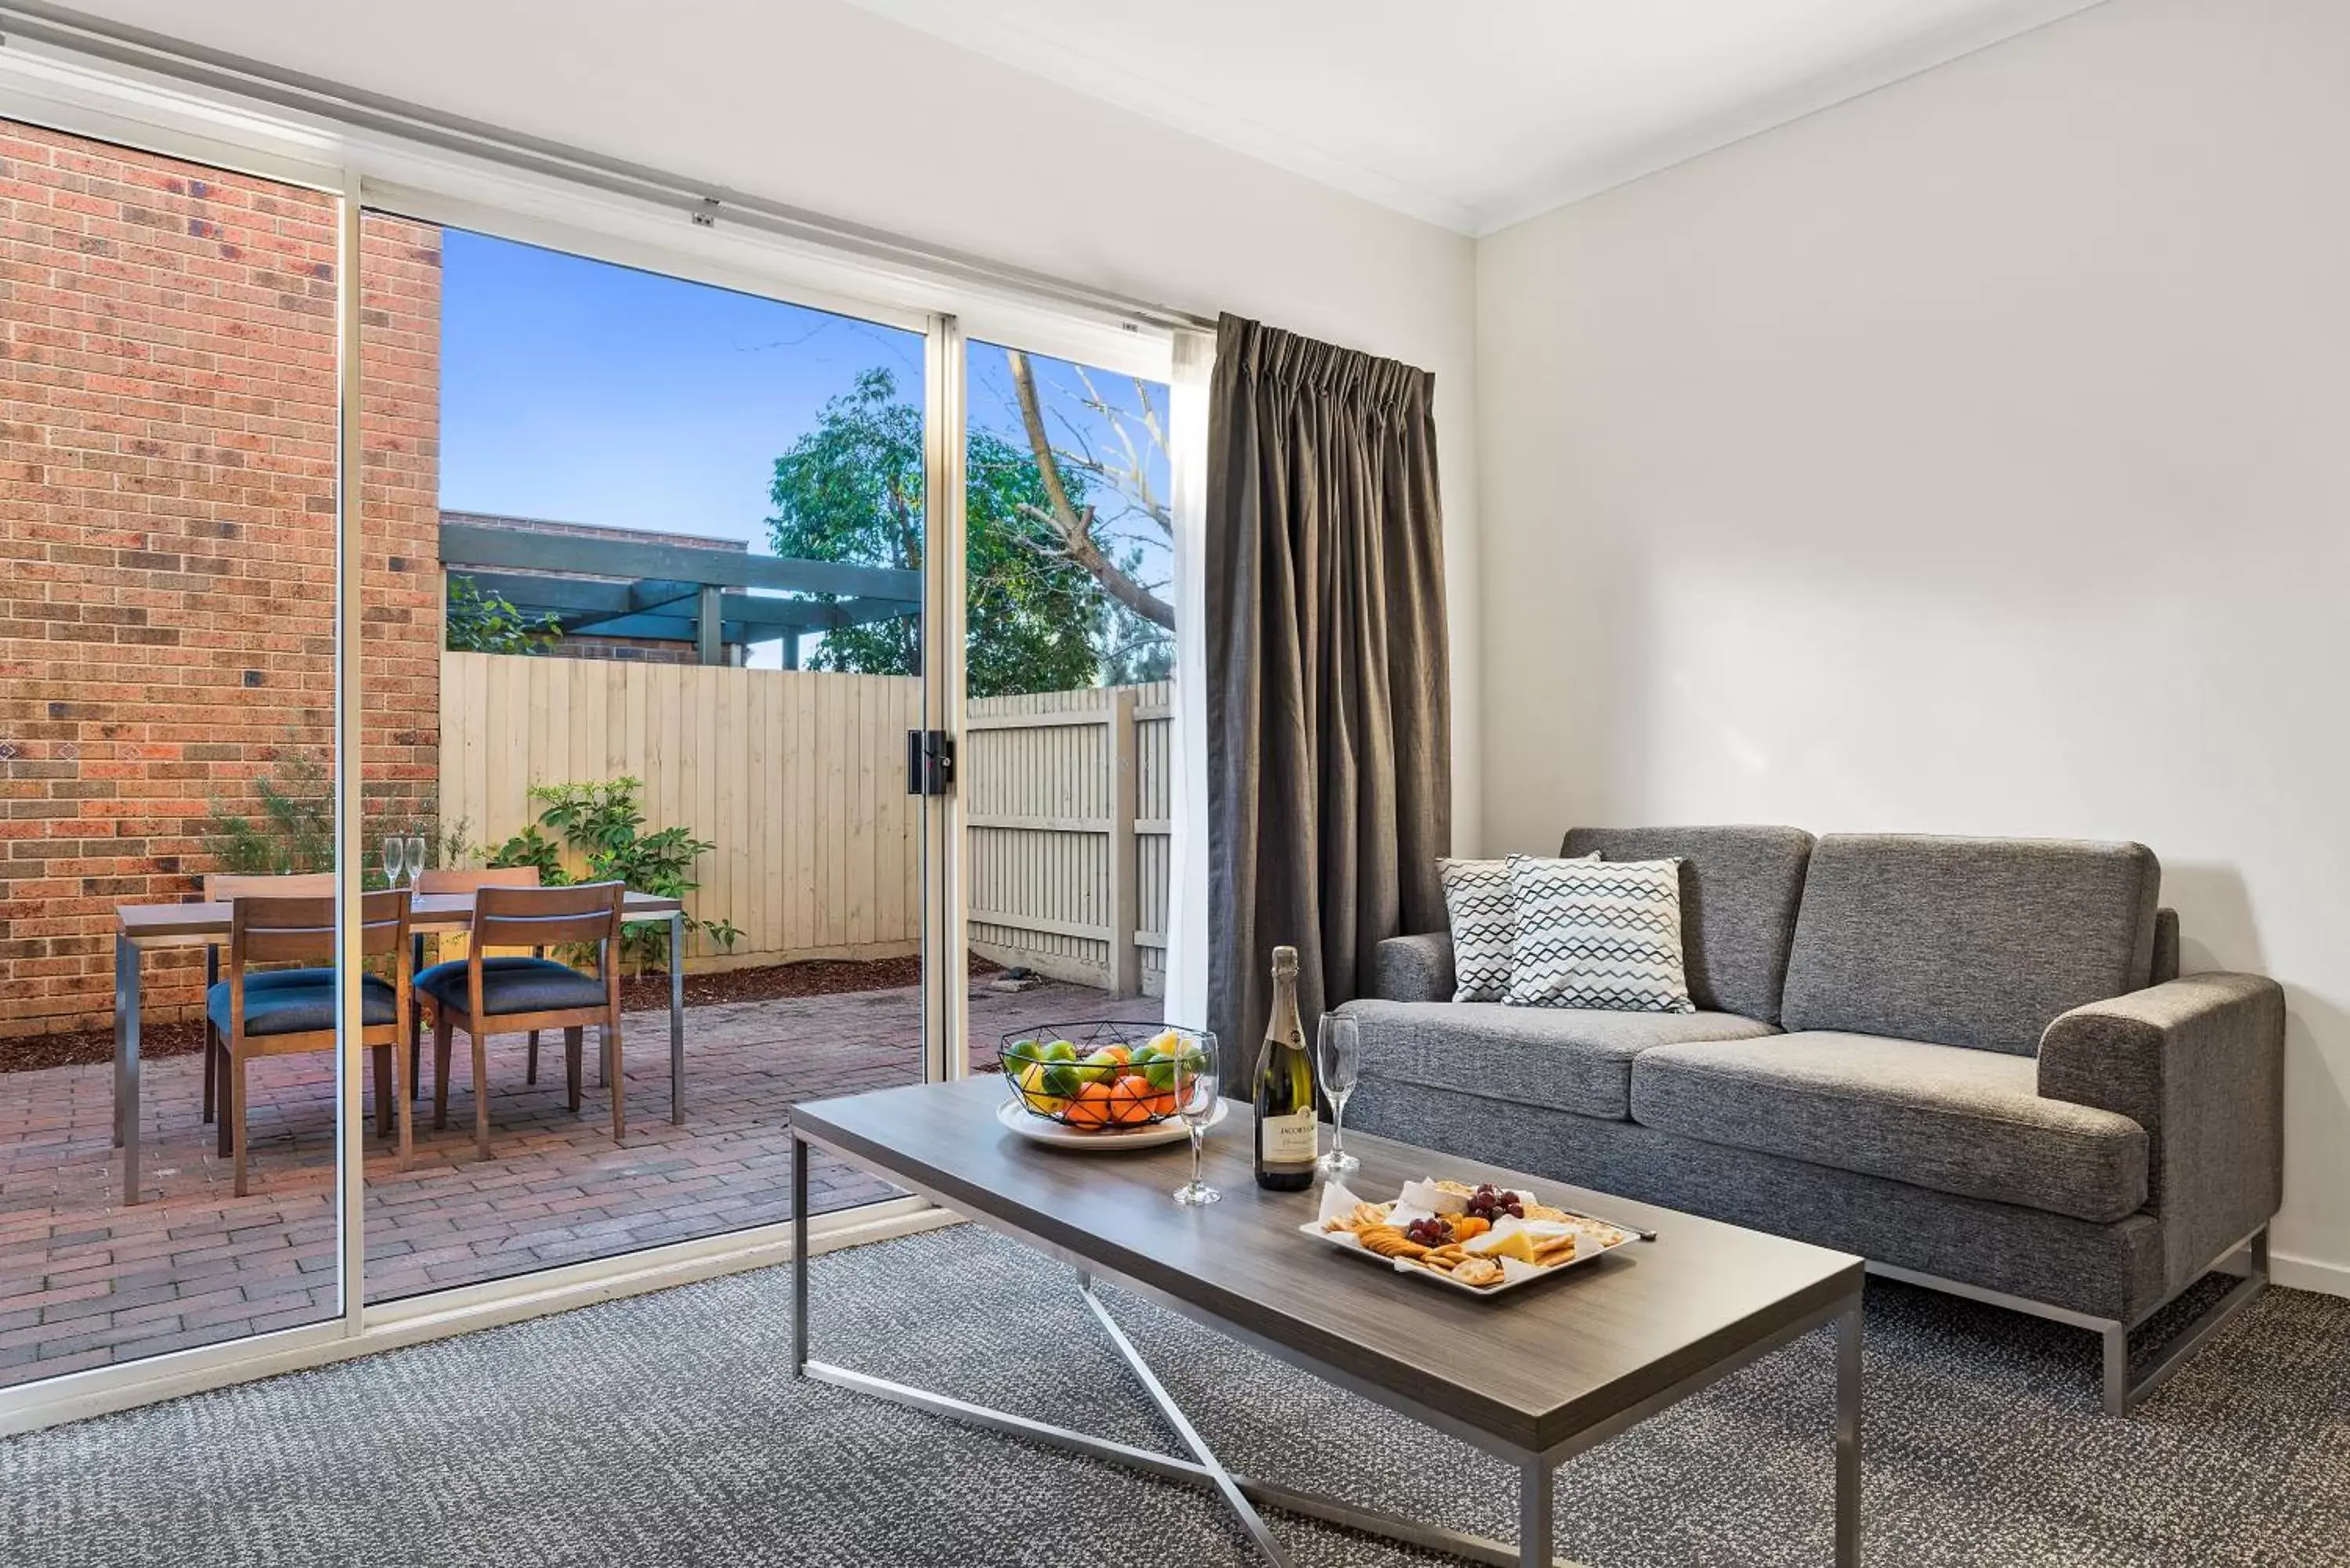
114,932,142,1205
1836,1295,1863,1567
1519,1456,1553,1568
791,1133,809,1377
1079,1274,1292,1567
800,1263,1590,1568
669,911,685,1123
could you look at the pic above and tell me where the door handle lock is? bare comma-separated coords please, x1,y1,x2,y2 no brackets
906,728,955,796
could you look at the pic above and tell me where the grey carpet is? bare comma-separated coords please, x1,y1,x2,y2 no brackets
2,1225,2345,1567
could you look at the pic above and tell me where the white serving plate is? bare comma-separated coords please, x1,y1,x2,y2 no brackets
1299,1180,1636,1297
995,1094,1227,1151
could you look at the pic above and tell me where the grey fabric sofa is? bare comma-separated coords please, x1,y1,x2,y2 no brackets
1344,827,2284,1414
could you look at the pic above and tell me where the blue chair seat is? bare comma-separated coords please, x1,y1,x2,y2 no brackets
417,956,606,1017
208,973,396,1037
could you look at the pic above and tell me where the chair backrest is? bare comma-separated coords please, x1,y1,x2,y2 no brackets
205,871,337,902
230,888,412,967
414,865,541,895
472,880,624,952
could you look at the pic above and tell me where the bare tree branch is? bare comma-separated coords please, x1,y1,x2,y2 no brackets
1007,349,1174,630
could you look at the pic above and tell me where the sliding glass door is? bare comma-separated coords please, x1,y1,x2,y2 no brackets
0,91,1193,1422
957,338,1178,1063
357,216,939,1302
0,118,352,1387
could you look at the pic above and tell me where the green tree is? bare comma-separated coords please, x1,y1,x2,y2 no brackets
446,574,560,655
766,368,1106,697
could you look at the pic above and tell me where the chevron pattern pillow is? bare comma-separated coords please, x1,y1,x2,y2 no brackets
1504,854,1695,1013
1438,858,1519,1002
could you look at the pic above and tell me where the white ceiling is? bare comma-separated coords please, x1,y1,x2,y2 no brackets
840,0,2111,235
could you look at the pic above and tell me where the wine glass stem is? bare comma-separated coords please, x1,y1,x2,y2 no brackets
1332,1095,1347,1156
1190,1125,1204,1189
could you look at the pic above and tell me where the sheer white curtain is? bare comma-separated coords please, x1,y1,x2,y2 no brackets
1162,327,1214,1030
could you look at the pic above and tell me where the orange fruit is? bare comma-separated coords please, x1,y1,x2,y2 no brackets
1108,1075,1155,1126
1144,1090,1177,1120
1101,1044,1133,1066
1065,1082,1116,1129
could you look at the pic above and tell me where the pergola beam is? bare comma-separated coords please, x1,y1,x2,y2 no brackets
441,521,918,602
453,572,916,635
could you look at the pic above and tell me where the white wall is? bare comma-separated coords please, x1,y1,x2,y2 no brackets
1474,0,2350,1292
45,0,1484,853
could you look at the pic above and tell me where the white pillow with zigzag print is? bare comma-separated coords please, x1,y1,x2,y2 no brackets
1502,854,1695,1013
1439,858,1517,1002
1440,852,1594,1003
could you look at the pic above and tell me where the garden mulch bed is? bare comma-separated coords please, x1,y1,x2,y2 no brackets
0,954,1002,1075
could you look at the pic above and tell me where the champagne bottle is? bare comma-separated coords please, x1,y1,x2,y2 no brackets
1253,945,1317,1191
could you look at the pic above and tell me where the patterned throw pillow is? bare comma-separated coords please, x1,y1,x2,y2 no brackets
1438,858,1518,1003
1439,853,1596,1003
1504,854,1695,1013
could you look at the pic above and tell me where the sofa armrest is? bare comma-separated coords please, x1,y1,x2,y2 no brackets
2038,973,2284,1287
1371,931,1455,1003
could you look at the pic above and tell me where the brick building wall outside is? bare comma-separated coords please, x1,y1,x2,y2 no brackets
0,121,443,1042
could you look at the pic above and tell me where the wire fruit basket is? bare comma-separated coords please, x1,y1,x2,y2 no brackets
998,1021,1212,1131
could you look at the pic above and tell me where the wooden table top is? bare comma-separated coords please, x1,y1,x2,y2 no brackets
118,889,683,945
791,1076,1863,1455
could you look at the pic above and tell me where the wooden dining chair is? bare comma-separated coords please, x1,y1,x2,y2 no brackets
418,881,626,1160
207,888,413,1196
200,872,341,1131
407,865,548,1093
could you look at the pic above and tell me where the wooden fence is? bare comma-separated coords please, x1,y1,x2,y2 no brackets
439,652,1168,994
965,681,1173,996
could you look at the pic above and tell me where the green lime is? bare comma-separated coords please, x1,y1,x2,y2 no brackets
1001,1040,1039,1070
1130,1042,1162,1068
1143,1058,1176,1093
1041,1062,1083,1099
1040,1039,1079,1064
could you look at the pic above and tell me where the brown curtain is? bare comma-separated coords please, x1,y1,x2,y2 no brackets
1206,313,1451,1077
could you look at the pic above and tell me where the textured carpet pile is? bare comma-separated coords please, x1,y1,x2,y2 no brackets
3,1225,2345,1566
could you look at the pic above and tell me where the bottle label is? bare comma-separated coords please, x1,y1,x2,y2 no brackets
1262,1107,1318,1165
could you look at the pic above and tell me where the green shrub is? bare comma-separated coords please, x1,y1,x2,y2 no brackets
205,749,334,876
488,777,739,973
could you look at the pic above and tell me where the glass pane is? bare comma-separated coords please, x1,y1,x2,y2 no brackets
960,341,1174,1077
360,222,925,1304
0,120,345,1384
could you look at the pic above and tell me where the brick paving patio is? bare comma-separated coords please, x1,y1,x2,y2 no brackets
0,980,1160,1389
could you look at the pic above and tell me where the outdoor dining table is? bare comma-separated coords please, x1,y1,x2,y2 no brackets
112,890,687,1205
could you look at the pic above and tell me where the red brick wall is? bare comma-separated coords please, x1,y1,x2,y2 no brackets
360,213,443,843
0,122,442,1040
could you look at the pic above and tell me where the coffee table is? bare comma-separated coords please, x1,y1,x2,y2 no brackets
790,1078,1864,1567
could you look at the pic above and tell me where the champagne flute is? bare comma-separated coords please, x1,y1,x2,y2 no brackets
1317,1013,1362,1178
1171,1031,1221,1208
403,833,427,887
380,834,404,889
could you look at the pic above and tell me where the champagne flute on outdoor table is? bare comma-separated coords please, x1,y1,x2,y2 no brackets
381,834,405,889
1171,1033,1221,1208
403,833,427,887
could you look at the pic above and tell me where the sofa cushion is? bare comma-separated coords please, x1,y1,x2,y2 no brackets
1779,835,2160,1055
1437,857,1519,1003
1630,1031,2149,1223
208,973,396,1037
1504,854,1694,1014
1343,998,1776,1121
1561,826,1813,1024
417,956,607,1016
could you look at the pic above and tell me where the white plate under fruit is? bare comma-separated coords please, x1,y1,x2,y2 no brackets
995,1095,1228,1151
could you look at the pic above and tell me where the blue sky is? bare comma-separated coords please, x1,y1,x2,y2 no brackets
439,227,1173,593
